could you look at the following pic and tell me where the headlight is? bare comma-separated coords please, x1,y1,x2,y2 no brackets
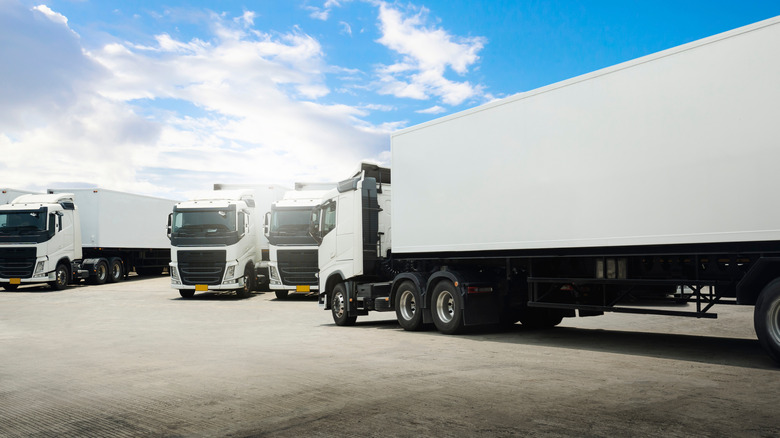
170,266,180,284
269,266,280,283
225,265,235,279
33,261,46,277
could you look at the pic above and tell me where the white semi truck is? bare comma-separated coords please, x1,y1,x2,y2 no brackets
168,185,286,298
265,183,335,299
313,16,780,364
0,189,176,290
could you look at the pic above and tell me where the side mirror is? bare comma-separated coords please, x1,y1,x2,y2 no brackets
166,213,172,240
263,211,270,237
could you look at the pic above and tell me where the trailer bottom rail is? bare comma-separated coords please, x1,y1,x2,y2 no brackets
527,277,736,319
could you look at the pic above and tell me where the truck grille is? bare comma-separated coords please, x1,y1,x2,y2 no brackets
177,250,226,285
0,247,37,278
277,249,318,285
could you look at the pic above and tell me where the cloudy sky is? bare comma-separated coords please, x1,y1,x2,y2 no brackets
2,0,779,200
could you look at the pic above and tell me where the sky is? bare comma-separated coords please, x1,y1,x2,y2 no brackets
2,0,779,201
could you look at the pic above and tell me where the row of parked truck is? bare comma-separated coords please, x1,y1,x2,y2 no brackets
3,15,780,363
0,184,329,298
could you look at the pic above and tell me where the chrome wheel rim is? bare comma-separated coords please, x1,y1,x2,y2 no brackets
333,292,345,318
399,289,416,321
436,290,454,324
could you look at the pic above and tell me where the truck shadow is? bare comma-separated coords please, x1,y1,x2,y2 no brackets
1,275,159,293
345,320,775,370
173,292,257,301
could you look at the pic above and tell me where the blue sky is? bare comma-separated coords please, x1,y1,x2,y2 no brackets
2,0,779,200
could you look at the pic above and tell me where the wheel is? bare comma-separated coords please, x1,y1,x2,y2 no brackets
331,283,357,326
108,258,123,283
89,260,108,285
180,290,195,298
519,307,564,329
395,280,424,331
49,263,69,290
430,281,464,334
275,290,289,300
3,284,19,291
236,266,253,298
754,279,780,364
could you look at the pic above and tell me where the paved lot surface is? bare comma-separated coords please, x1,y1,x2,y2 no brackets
1,275,778,437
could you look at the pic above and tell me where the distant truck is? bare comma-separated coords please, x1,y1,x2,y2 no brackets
312,16,780,364
168,185,286,298
1,189,35,204
0,189,176,290
265,183,335,299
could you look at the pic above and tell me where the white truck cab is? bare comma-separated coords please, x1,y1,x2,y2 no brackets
0,193,81,290
168,190,261,298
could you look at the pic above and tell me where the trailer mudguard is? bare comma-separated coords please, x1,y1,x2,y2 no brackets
736,257,780,305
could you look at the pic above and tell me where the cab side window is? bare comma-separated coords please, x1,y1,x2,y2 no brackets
322,202,337,237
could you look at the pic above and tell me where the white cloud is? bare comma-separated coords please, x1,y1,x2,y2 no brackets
33,4,68,25
374,2,486,106
416,105,445,114
0,1,388,199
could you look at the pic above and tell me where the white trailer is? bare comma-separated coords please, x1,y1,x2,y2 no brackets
0,188,177,290
1,189,36,204
312,16,780,364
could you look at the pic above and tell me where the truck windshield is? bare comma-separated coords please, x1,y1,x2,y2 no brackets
0,208,52,243
270,208,311,236
0,210,47,234
171,209,237,236
267,207,317,245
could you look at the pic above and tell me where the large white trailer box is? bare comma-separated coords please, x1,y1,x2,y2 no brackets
391,16,780,254
1,189,36,204
48,188,175,249
314,16,780,365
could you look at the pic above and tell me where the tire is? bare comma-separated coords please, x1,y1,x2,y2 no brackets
89,260,108,285
520,308,564,329
275,290,289,300
108,258,123,283
430,281,464,334
49,263,69,290
754,279,780,364
180,290,195,298
395,280,424,331
236,266,253,298
3,284,19,291
331,283,357,326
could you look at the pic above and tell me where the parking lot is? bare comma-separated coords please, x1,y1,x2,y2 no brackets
1,275,778,437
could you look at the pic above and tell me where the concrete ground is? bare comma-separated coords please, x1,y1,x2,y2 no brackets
0,275,778,437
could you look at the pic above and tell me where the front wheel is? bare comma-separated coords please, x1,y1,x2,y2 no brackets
755,279,780,364
430,281,464,334
49,263,70,290
395,280,424,331
180,290,195,298
236,266,253,298
3,284,19,291
331,283,357,326
275,290,289,300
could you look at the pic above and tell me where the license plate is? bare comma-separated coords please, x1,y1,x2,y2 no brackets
296,285,310,292
10,278,21,285
195,285,208,291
